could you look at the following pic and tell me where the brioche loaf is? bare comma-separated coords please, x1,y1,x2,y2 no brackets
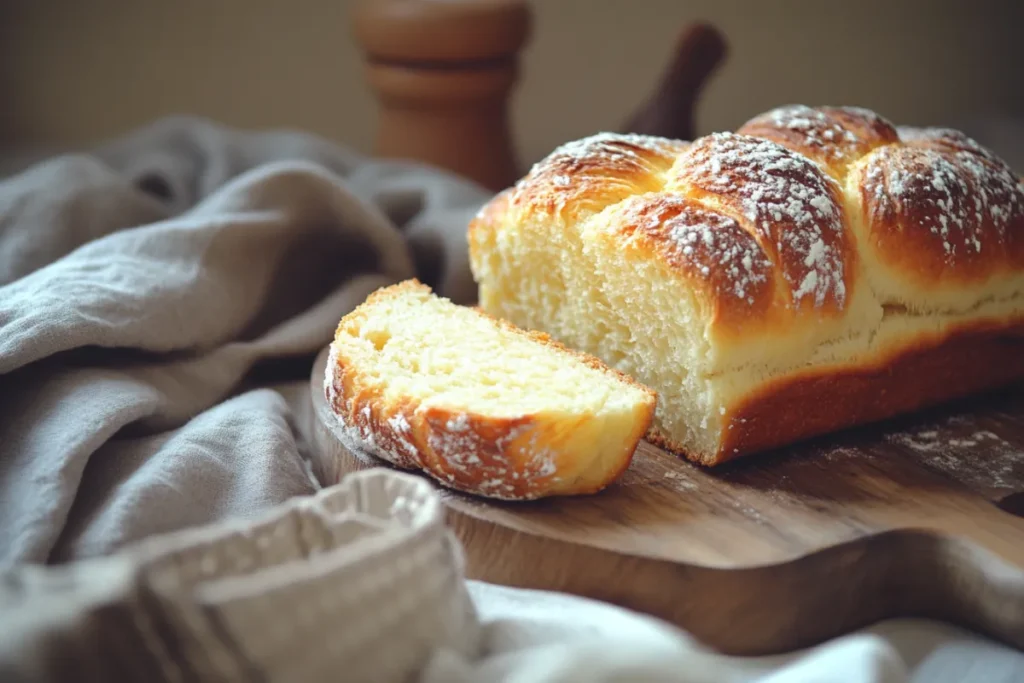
324,280,656,499
468,104,1024,466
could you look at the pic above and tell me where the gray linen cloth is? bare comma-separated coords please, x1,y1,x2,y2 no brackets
0,115,489,566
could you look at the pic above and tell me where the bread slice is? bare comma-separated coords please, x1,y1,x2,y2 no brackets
324,280,656,500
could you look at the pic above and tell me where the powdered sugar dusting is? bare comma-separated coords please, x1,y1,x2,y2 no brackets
898,127,1022,245
667,215,765,296
325,345,558,499
324,338,571,501
956,153,1024,239
425,417,559,501
863,146,982,257
324,345,339,406
767,105,859,153
862,131,1023,262
659,199,771,303
674,133,847,308
445,414,471,433
386,412,420,461
427,414,493,474
324,345,397,471
517,132,685,216
898,126,1003,164
838,106,895,128
738,105,898,174
539,132,682,169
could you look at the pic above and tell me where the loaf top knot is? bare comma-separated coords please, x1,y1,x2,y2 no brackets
737,105,899,177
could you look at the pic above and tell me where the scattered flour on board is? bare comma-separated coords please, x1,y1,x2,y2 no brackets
885,424,1022,490
662,470,698,491
813,445,867,463
661,472,763,522
728,498,767,524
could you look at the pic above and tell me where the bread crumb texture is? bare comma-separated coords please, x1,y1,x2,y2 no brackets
326,280,656,500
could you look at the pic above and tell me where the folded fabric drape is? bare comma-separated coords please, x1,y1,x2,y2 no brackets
0,469,480,683
0,116,490,566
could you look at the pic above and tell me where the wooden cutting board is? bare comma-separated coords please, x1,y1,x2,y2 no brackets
309,346,1024,656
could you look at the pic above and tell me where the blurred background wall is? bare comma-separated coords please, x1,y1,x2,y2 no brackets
1,0,1022,168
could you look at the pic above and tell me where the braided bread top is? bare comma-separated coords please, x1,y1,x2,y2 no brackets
499,105,1024,345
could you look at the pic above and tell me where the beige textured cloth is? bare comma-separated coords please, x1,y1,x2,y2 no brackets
0,116,488,565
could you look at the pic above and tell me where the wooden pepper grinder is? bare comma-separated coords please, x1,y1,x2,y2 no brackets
351,0,531,192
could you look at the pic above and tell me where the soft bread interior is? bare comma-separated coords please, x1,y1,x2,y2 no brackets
476,214,719,457
338,285,650,417
334,283,655,493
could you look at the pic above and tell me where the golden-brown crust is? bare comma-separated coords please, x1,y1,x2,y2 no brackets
860,149,1004,286
596,193,778,330
468,186,511,246
650,320,1024,466
506,132,689,222
667,132,852,316
737,105,899,178
856,127,1024,287
326,280,657,499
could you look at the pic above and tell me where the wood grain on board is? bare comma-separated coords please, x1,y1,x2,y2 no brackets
310,347,1024,656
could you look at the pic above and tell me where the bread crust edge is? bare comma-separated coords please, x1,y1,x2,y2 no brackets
651,319,1024,466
